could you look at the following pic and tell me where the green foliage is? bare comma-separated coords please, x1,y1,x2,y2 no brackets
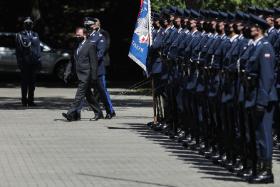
151,0,186,12
202,0,280,11
151,0,280,12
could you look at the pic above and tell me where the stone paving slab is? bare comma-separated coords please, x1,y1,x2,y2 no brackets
0,87,279,187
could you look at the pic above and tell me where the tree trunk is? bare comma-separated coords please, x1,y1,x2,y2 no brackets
31,0,41,21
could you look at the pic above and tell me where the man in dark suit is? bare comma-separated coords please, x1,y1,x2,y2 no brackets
62,27,102,121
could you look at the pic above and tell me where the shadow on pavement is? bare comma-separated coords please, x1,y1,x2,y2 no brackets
77,173,176,187
0,96,152,110
118,123,259,183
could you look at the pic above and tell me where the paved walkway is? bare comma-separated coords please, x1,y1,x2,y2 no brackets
0,87,279,187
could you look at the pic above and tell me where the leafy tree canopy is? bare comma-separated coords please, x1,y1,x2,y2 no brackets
152,0,280,12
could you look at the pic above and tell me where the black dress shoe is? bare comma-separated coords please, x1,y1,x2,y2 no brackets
105,113,113,119
90,113,104,121
105,112,116,119
248,171,274,184
230,162,243,174
248,161,274,184
147,122,154,128
76,113,81,120
111,112,116,117
238,169,253,179
176,131,186,143
62,113,77,122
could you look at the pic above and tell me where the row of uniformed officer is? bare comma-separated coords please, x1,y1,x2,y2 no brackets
147,6,280,184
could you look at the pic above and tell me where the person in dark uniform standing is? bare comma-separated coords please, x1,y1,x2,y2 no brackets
62,25,102,121
245,15,277,184
15,17,41,107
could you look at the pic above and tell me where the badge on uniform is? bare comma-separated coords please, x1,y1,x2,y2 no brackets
264,53,271,58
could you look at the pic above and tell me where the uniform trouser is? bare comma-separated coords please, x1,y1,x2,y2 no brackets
20,64,37,103
152,74,163,121
238,102,249,165
68,79,101,115
246,107,258,173
171,84,179,132
100,75,115,113
93,76,113,114
196,92,208,144
188,91,199,142
208,96,221,149
182,90,190,134
254,103,274,161
225,100,237,161
220,100,235,158
275,89,280,138
176,88,184,129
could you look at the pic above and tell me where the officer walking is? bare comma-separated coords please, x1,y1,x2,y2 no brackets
84,17,115,119
15,17,41,107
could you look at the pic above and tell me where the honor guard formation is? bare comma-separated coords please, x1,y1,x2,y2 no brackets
147,6,280,184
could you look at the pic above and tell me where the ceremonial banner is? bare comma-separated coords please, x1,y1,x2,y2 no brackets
128,0,152,73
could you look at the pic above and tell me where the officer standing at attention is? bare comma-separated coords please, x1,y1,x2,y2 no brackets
245,15,277,184
15,17,41,107
84,17,115,119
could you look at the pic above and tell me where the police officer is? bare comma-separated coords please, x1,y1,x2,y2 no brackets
93,19,116,118
246,15,277,184
84,17,115,119
15,17,41,107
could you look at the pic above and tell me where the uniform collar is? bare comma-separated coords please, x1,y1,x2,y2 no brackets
253,36,264,46
248,39,254,45
238,34,244,39
268,26,275,33
165,26,171,32
178,28,183,33
90,30,96,36
213,33,218,38
220,34,226,39
90,28,100,36
230,34,239,42
191,29,198,35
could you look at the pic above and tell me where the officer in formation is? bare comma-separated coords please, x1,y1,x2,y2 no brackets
16,17,41,107
147,7,280,184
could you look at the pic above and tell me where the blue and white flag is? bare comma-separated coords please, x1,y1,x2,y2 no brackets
128,0,152,73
